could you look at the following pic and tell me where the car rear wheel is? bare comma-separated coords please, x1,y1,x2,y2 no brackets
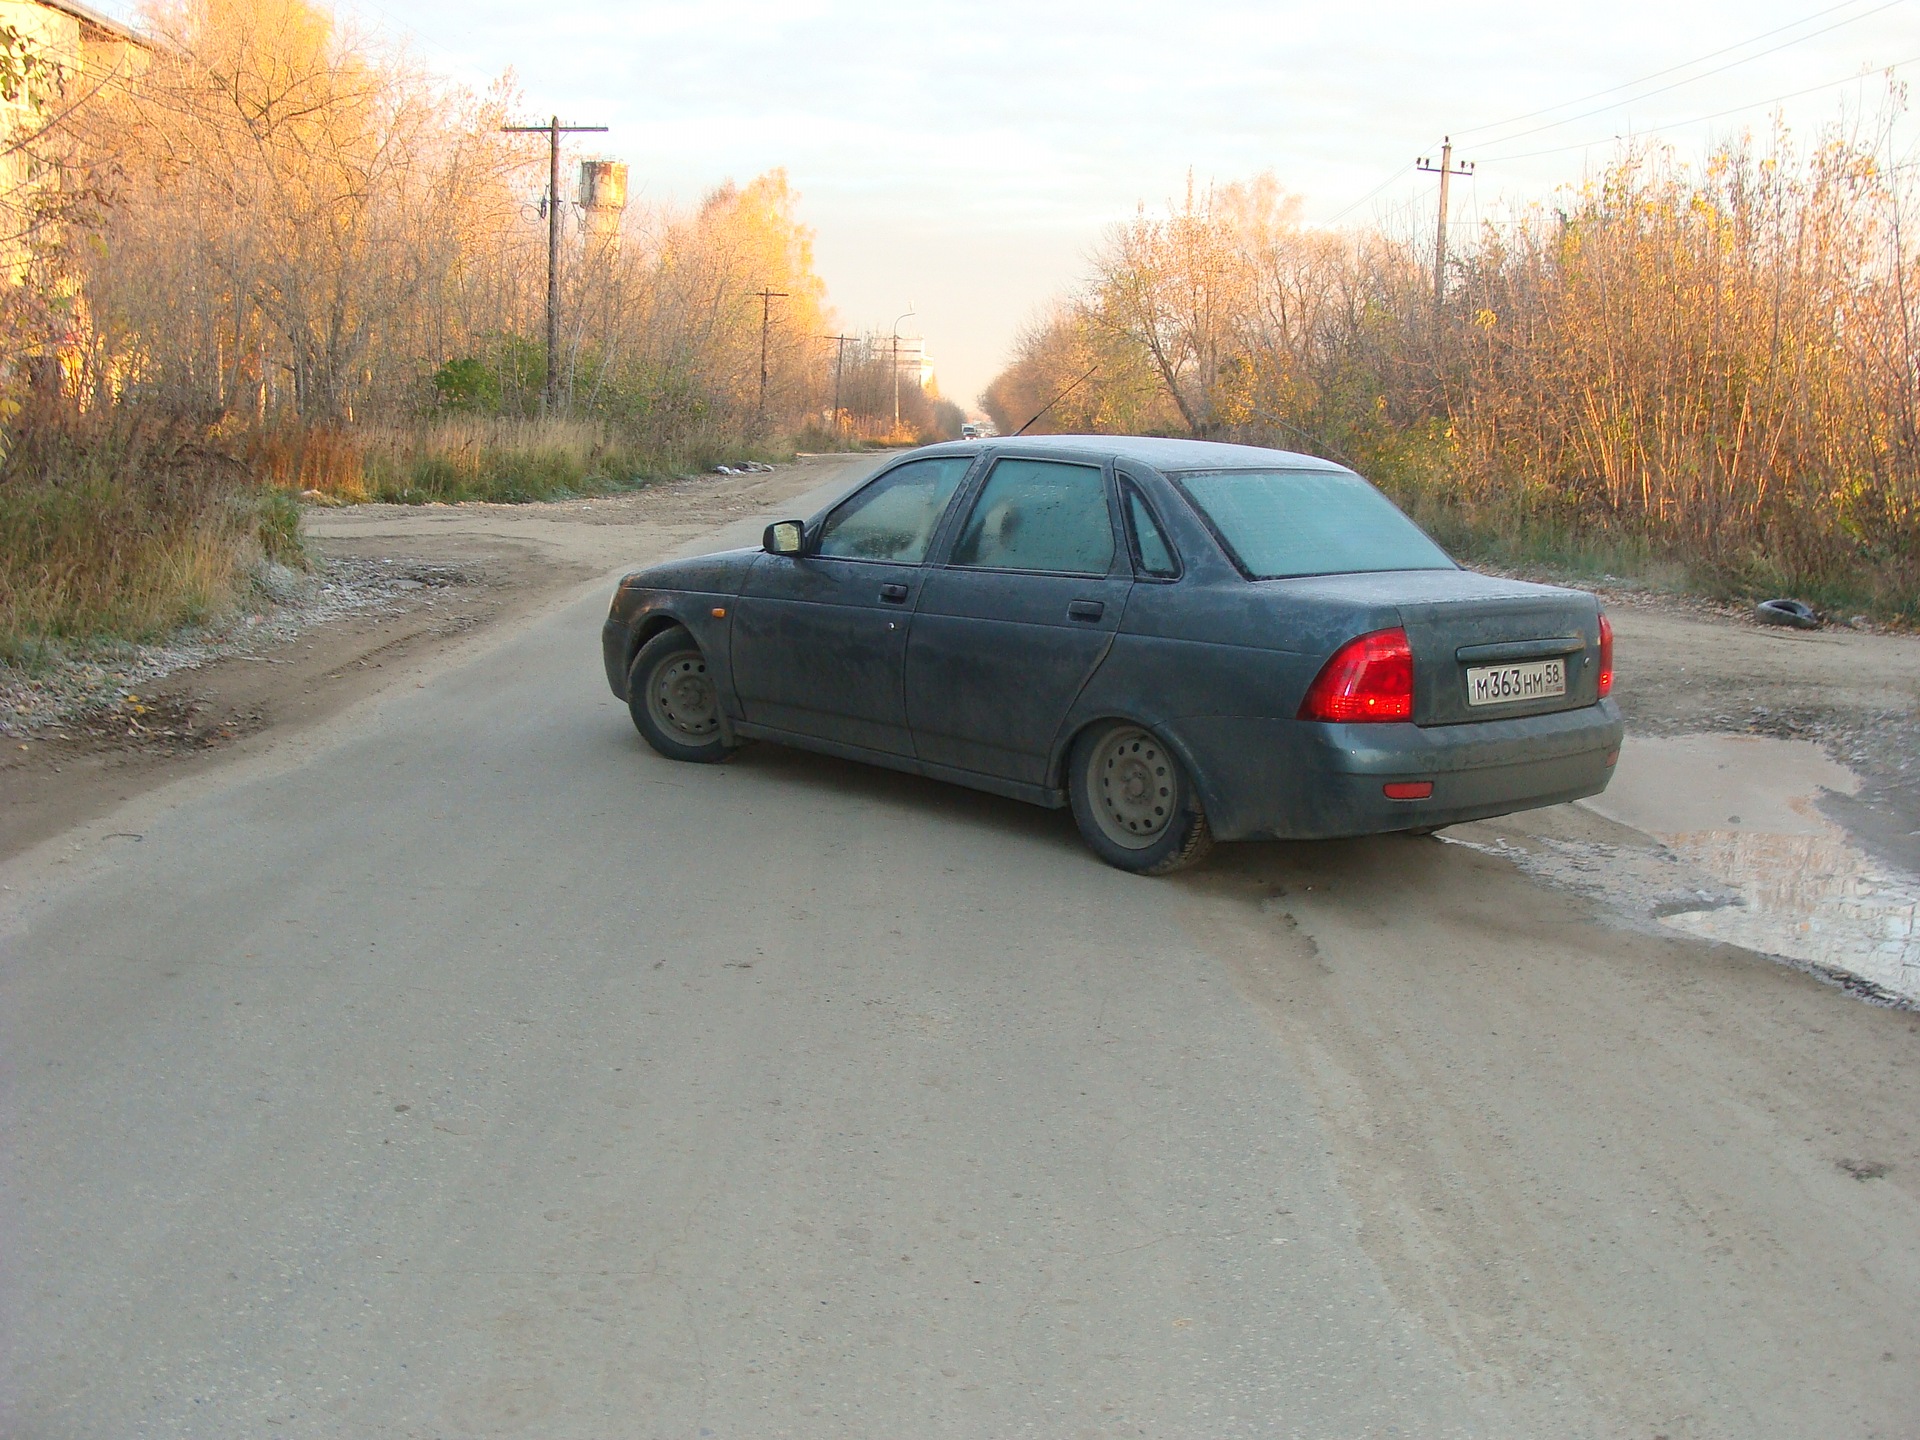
628,628,731,763
1067,722,1213,875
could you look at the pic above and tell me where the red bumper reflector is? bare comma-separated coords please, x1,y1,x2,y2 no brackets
1383,781,1434,800
1604,749,1620,766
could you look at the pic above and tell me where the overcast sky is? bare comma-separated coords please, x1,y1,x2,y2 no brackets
100,0,1918,408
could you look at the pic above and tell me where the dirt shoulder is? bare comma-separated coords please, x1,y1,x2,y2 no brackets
0,455,864,864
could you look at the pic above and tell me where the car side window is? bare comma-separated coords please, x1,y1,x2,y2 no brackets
816,457,972,563
1123,485,1179,578
948,459,1114,575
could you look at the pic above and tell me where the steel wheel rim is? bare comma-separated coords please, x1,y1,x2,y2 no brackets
647,654,719,740
1088,726,1176,850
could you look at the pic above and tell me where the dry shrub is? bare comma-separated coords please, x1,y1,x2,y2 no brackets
50,3,840,440
246,425,369,500
243,415,791,504
986,133,1920,617
0,410,301,655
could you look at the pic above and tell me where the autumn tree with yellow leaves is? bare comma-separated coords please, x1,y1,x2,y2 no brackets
14,0,837,442
0,0,860,650
986,129,1920,614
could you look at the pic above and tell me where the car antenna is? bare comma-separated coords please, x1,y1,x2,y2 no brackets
1014,363,1099,436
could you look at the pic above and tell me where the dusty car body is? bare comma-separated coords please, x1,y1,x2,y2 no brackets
602,436,1622,871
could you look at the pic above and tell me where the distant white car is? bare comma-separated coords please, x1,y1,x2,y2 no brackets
961,422,997,439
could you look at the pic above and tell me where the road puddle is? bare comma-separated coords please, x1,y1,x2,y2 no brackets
1474,735,1919,1006
1593,736,1918,1004
1655,828,1918,1001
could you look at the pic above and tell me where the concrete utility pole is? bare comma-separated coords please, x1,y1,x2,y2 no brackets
503,115,609,415
751,288,789,431
1416,138,1474,305
891,307,916,432
824,334,856,434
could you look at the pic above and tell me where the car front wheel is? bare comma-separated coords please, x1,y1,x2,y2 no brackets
628,627,731,763
1067,722,1213,874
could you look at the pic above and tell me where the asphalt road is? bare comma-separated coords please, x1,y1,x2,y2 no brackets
4,461,1917,1439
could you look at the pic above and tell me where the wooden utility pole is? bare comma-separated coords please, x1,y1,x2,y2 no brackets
1416,138,1474,304
751,288,789,430
503,115,609,415
824,334,856,434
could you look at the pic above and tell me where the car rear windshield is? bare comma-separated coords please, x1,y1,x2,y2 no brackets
1174,468,1456,580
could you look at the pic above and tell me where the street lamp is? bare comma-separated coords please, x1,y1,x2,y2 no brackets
892,306,916,434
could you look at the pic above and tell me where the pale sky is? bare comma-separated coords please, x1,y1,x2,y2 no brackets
98,0,1918,408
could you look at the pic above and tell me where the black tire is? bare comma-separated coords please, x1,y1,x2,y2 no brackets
627,628,731,763
1756,598,1821,629
1066,721,1213,875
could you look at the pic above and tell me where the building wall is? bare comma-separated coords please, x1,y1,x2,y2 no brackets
1,0,145,283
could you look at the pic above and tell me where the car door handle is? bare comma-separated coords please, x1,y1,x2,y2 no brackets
879,583,910,603
1067,600,1105,622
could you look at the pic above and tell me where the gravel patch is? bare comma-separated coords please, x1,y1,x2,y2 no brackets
0,558,477,738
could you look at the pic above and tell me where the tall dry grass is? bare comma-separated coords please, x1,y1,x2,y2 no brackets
0,411,302,658
246,417,791,503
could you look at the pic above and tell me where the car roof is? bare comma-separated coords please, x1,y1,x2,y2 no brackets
908,434,1349,473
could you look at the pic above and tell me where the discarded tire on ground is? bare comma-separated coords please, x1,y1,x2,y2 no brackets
1756,598,1820,630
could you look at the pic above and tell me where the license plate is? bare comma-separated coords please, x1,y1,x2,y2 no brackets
1466,658,1566,707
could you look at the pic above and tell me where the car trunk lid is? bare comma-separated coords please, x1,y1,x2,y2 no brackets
1401,591,1599,726
1267,569,1602,725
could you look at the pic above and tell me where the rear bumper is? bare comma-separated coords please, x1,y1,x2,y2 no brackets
1173,700,1625,841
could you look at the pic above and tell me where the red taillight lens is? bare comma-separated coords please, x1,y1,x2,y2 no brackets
1597,612,1614,698
1299,627,1415,723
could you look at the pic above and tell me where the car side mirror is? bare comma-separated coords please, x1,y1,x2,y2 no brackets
763,520,807,556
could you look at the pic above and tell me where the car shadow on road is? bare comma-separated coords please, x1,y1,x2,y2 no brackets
598,714,1446,881
706,738,1092,851
724,737,1450,887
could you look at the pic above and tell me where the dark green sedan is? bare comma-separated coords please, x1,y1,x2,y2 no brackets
603,437,1622,874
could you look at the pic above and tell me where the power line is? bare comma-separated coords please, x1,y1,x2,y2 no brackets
1320,0,1903,229
1478,53,1919,163
1466,0,1908,152
1456,0,1899,142
339,0,471,66
1322,164,1426,226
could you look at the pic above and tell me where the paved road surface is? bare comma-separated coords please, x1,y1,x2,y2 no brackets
4,458,1917,1438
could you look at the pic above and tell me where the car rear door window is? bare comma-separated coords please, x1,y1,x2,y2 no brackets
1123,485,1178,578
817,456,973,563
949,459,1114,575
1176,468,1455,579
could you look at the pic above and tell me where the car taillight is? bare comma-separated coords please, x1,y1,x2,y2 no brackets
1597,612,1614,698
1299,627,1414,723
